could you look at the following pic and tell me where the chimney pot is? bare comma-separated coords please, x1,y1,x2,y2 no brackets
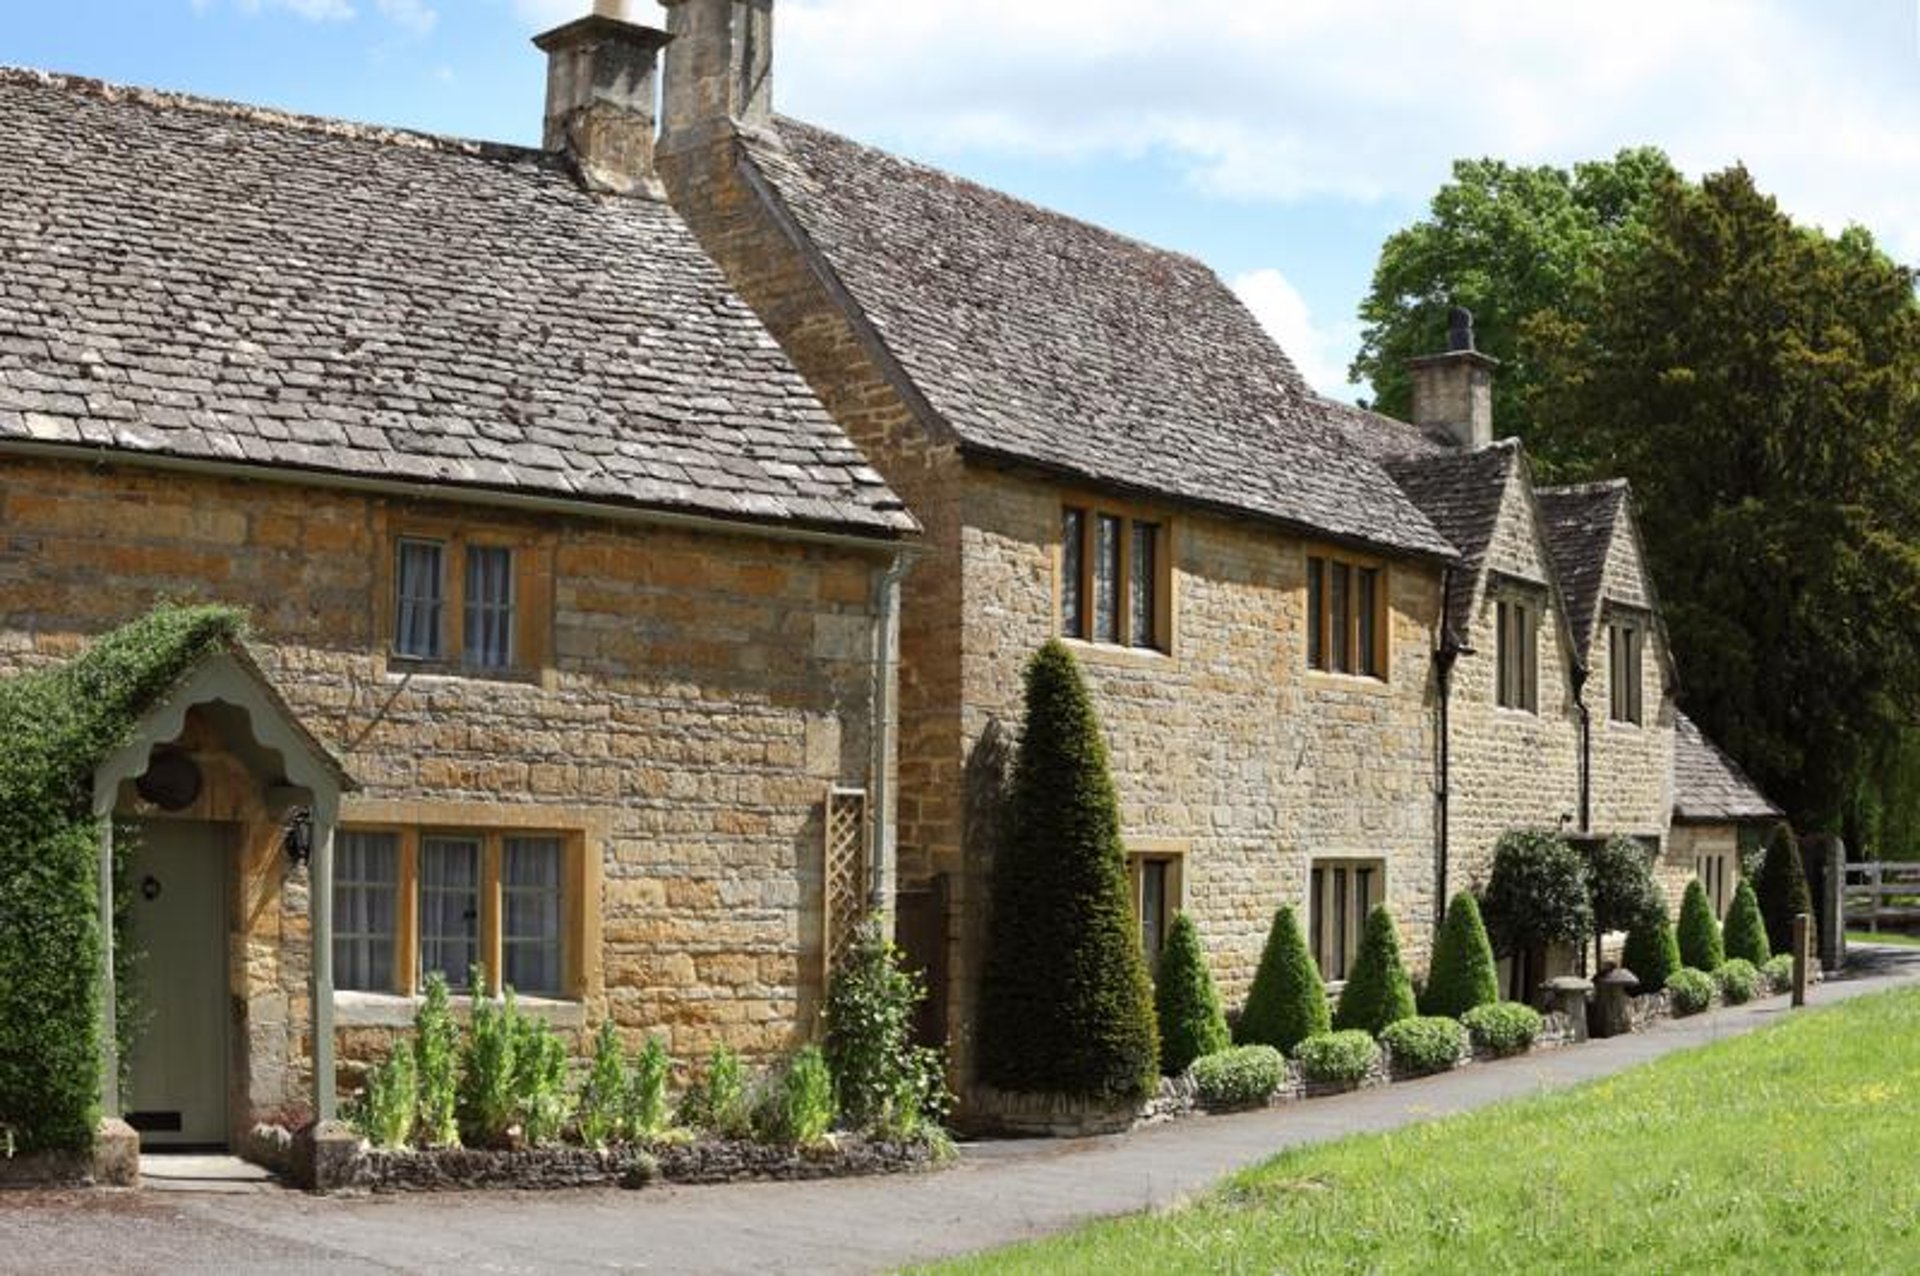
533,8,674,197
1410,306,1499,450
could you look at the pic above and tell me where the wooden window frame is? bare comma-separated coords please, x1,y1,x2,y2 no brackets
335,824,588,1000
1609,618,1645,726
1127,848,1187,973
1695,848,1736,919
1495,593,1541,713
1306,548,1389,680
1057,499,1174,654
1309,857,1385,983
379,517,553,679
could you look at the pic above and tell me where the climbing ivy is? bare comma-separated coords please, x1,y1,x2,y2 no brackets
0,604,247,1153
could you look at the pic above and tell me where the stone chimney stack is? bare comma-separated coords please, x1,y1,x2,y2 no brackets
533,1,674,197
1409,306,1499,450
659,0,774,147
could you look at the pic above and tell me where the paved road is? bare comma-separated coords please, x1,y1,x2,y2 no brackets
6,946,1918,1276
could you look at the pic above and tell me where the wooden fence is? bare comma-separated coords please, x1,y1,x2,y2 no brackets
1844,862,1920,931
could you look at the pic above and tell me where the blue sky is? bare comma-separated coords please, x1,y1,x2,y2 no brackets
7,1,1917,401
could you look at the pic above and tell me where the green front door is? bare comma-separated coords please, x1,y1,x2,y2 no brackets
126,819,231,1149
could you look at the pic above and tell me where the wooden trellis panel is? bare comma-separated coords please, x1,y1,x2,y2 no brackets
824,786,870,982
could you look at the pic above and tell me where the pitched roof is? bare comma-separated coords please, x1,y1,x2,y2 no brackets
0,70,914,538
1319,396,1454,464
745,119,1456,561
1382,442,1519,641
1535,480,1629,651
1674,712,1782,823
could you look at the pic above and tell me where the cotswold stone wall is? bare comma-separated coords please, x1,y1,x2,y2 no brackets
0,455,892,1132
1445,470,1583,894
942,469,1444,1076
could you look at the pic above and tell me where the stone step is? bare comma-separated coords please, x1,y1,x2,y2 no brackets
139,1154,282,1194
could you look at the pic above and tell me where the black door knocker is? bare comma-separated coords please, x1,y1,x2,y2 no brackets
141,875,162,902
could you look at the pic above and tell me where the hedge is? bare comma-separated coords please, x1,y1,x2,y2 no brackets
1153,913,1229,1075
1666,967,1716,1016
1294,1031,1381,1087
1380,1016,1468,1077
1460,1002,1543,1056
976,641,1158,1100
1190,1045,1286,1111
1236,905,1329,1054
0,605,247,1153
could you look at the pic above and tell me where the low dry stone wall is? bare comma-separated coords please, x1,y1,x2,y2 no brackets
342,1136,938,1194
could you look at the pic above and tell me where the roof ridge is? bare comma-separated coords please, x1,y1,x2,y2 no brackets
1537,477,1630,498
0,65,549,165
773,114,1219,278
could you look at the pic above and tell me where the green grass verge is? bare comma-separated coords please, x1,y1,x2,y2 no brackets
929,989,1920,1275
1850,929,1920,949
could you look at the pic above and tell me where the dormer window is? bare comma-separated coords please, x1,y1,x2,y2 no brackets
1610,620,1645,724
1496,597,1539,712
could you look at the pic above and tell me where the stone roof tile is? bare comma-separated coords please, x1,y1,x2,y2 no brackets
1674,711,1782,823
0,70,914,537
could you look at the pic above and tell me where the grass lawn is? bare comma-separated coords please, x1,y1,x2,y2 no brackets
1850,929,1920,949
930,989,1920,1274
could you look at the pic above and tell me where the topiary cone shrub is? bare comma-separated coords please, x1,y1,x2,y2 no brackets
1153,913,1230,1075
1333,906,1417,1036
1422,892,1499,1019
976,641,1159,1101
1677,878,1725,972
1621,897,1682,993
1236,905,1329,1054
1754,822,1816,958
1721,879,1772,967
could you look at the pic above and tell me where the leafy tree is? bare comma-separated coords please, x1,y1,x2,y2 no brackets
1621,896,1682,993
1522,166,1920,838
1583,836,1661,971
1236,905,1330,1054
1333,906,1418,1036
1422,891,1499,1019
1753,822,1818,957
1350,147,1675,469
1152,913,1230,1075
1677,879,1725,973
1481,831,1592,998
1722,879,1772,967
977,642,1158,1100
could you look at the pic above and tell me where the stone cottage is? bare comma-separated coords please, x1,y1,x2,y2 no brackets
650,0,1468,1087
1671,712,1784,917
647,0,1769,1078
0,24,916,1151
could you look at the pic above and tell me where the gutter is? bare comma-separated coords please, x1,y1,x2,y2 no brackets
1434,566,1461,934
867,549,910,917
0,440,920,557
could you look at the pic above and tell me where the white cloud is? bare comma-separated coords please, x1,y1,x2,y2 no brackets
776,0,1920,260
375,0,438,36
1231,269,1362,401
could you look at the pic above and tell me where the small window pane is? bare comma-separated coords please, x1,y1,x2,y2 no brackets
395,540,445,659
464,546,515,670
1130,523,1159,650
1139,859,1168,972
1357,568,1380,678
1330,563,1352,673
1093,515,1122,644
1061,508,1086,639
420,835,481,991
1307,558,1326,670
333,831,397,993
503,837,564,996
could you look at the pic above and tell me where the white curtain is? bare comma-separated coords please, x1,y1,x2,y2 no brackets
420,836,480,990
396,541,444,658
503,837,562,995
464,546,514,669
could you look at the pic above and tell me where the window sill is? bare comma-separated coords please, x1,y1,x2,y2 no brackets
333,989,585,1029
1305,669,1391,694
383,656,546,688
1059,637,1174,669
1494,705,1541,719
1607,718,1645,732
